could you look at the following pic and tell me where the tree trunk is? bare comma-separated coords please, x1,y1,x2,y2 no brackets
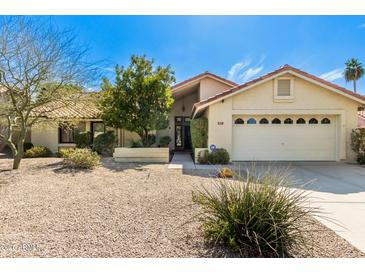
12,127,26,170
354,80,357,94
13,151,23,170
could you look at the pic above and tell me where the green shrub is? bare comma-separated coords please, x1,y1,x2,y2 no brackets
197,149,209,164
93,131,116,156
192,165,316,257
197,148,230,164
24,146,52,158
190,117,208,149
159,135,171,147
23,142,34,152
130,140,143,148
357,152,365,164
58,148,75,158
63,148,100,169
75,131,92,148
142,134,156,147
351,128,365,164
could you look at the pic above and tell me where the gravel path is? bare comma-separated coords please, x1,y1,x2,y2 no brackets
0,158,363,258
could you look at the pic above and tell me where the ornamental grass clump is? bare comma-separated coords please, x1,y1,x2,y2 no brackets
192,165,317,257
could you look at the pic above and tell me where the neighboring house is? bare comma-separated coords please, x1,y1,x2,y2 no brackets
29,64,365,162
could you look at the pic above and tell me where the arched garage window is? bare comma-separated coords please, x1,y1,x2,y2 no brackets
259,118,269,124
272,118,281,124
284,118,293,124
247,118,257,124
234,118,244,124
309,118,318,124
296,118,306,124
321,118,331,124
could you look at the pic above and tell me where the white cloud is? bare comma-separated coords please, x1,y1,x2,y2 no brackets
227,59,251,81
319,68,343,82
239,66,264,82
227,55,266,83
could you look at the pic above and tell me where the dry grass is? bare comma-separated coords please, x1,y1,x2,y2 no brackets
0,158,363,258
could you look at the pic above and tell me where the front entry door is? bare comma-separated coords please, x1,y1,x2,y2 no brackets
175,116,192,151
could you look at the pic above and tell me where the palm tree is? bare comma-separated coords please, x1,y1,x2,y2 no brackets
344,58,364,94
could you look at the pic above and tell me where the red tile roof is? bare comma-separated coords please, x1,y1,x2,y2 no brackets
192,64,365,116
171,71,237,90
31,93,101,119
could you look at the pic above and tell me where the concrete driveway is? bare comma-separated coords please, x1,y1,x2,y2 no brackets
238,162,365,253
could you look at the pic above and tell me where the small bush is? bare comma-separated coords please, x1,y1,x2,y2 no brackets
130,140,143,148
198,148,230,164
24,146,52,158
75,131,92,148
351,128,365,164
58,148,75,158
142,134,156,147
357,152,365,164
93,131,116,156
193,165,316,257
63,148,100,169
197,149,209,164
190,117,208,149
218,167,234,178
23,142,34,152
159,135,171,147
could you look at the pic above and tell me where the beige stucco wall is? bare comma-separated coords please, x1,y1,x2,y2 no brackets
156,91,198,149
199,77,232,101
31,123,60,153
31,120,101,153
206,75,362,161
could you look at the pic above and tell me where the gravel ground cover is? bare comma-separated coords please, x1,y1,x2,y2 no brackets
0,157,363,258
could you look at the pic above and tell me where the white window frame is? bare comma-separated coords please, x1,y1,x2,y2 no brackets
274,77,295,102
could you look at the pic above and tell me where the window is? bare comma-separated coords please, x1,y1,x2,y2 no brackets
284,118,293,124
59,125,75,143
234,118,244,124
321,118,331,124
259,118,269,124
91,122,105,140
277,79,291,96
272,118,281,124
309,118,318,124
247,118,257,124
296,118,306,124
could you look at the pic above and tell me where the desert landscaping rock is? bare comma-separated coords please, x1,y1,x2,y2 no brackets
0,158,363,258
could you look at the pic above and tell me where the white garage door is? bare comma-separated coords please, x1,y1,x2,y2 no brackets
232,116,336,161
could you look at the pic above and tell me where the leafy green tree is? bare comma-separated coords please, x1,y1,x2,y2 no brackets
344,58,364,94
99,55,175,147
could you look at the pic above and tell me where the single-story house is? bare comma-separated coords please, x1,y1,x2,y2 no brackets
30,64,365,162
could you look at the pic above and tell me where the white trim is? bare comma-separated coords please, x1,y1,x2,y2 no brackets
172,74,236,93
274,77,295,101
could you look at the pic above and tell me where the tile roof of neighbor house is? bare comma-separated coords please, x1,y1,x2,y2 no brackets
192,64,365,115
31,93,101,119
171,71,238,90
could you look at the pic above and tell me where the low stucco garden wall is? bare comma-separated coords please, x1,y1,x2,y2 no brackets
113,147,169,163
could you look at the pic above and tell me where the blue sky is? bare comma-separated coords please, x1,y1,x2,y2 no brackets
47,16,365,94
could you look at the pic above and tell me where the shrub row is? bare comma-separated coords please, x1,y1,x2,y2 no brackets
197,148,230,164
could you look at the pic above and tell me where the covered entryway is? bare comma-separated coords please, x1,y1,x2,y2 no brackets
232,115,337,161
